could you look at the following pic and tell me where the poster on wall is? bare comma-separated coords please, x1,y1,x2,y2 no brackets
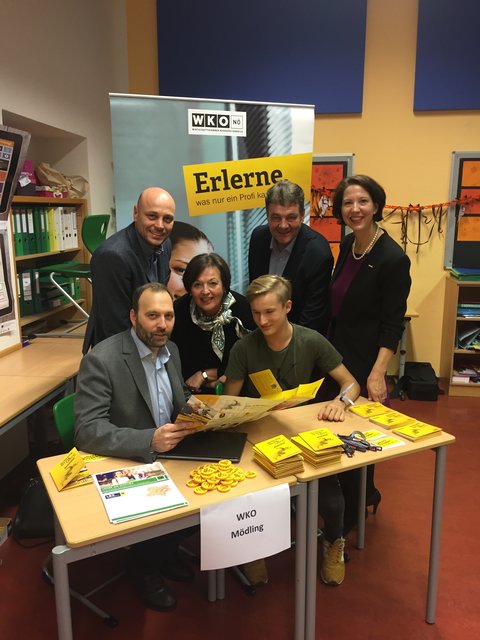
310,154,354,262
0,126,31,219
0,217,21,355
445,151,480,270
109,95,314,292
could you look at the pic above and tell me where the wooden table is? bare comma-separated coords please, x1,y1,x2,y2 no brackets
0,376,68,428
0,338,83,476
36,396,455,640
0,337,83,379
37,444,306,640
245,401,456,639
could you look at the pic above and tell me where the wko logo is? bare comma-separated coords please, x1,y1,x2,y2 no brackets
188,109,246,137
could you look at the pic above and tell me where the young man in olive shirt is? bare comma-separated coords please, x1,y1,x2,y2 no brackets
225,275,359,585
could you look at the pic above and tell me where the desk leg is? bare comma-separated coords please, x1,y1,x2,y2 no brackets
426,445,447,624
216,569,225,600
52,545,73,640
207,570,217,602
356,466,367,550
294,482,307,640
305,479,318,640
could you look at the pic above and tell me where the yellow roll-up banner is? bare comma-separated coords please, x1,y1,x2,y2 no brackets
183,152,313,216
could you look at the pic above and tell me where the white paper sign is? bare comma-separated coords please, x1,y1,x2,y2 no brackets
200,484,291,570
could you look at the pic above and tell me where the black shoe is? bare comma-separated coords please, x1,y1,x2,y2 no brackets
366,488,382,514
159,552,195,582
134,570,177,612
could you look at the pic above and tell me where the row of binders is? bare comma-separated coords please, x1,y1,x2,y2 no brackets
12,205,79,256
17,268,81,317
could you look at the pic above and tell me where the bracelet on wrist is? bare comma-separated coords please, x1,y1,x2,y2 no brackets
337,395,354,407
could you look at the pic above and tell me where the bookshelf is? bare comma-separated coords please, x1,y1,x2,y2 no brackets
441,275,480,396
11,196,89,334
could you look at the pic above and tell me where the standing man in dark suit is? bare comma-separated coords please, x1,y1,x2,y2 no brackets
83,186,175,353
248,180,333,335
75,282,197,611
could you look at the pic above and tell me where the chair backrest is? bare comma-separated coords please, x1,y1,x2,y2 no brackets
81,214,110,255
52,393,76,451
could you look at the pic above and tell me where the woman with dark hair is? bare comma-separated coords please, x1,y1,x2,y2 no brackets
327,175,411,528
171,253,255,393
166,221,213,299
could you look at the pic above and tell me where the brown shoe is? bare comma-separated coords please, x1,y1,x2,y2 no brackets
242,558,268,585
320,537,345,586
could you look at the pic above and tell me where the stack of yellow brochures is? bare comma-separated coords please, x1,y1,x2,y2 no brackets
291,428,344,468
392,421,443,442
252,434,304,478
349,402,389,418
368,410,417,430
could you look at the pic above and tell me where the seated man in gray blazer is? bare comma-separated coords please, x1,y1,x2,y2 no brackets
75,282,196,612
248,179,333,335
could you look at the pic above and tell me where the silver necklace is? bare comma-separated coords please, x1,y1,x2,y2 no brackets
352,224,380,261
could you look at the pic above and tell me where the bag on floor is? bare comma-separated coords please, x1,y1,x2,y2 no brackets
12,477,54,546
404,361,441,401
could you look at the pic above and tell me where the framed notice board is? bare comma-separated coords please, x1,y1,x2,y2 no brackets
310,154,354,262
444,152,480,269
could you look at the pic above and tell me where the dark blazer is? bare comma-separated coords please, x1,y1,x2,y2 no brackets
75,329,189,462
329,231,411,386
82,223,171,354
171,291,255,381
248,223,333,335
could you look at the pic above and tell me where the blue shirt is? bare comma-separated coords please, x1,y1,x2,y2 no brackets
268,236,295,275
131,328,174,427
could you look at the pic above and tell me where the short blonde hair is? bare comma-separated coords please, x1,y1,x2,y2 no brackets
246,275,292,305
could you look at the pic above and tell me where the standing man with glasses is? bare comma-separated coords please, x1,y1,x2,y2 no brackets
248,179,333,335
83,187,175,353
224,275,359,586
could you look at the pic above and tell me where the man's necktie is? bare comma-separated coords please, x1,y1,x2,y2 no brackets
148,250,161,282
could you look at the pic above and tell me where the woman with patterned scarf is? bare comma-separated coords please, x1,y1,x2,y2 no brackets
171,253,255,393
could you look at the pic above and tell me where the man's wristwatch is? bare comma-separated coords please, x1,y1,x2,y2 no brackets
201,371,209,382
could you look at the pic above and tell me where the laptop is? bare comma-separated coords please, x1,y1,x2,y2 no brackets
158,430,247,463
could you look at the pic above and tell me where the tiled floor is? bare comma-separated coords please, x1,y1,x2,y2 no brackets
1,391,479,639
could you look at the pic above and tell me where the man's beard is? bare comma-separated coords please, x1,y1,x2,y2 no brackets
135,320,168,349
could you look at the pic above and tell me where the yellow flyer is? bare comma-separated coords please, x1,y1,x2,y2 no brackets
349,402,388,418
49,448,85,491
253,434,302,463
264,378,324,404
295,427,343,452
249,369,282,396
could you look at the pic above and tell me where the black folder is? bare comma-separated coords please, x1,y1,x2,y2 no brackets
157,430,247,463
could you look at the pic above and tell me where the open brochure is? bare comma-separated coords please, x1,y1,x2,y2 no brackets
92,461,188,524
175,378,324,432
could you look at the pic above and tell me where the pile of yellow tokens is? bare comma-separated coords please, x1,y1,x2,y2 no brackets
186,459,256,495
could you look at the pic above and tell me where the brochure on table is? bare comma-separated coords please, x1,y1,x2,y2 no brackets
92,461,188,525
176,377,324,431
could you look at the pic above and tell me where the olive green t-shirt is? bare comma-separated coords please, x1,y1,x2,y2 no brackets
225,324,342,397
